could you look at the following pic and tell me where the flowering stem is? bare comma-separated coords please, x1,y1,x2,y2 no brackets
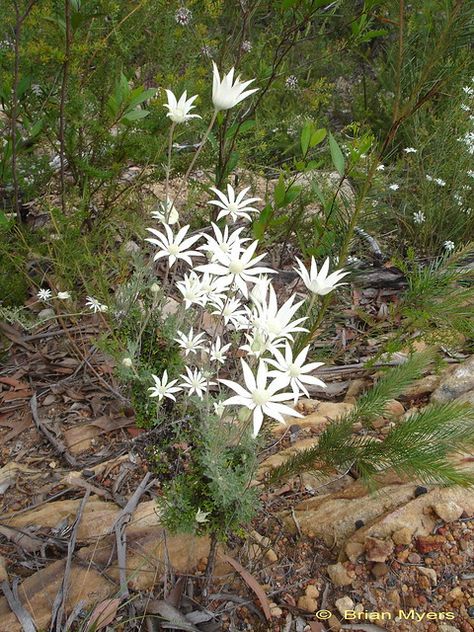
171,110,218,209
165,122,176,218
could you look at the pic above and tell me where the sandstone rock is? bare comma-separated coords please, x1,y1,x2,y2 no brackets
455,390,474,406
403,374,441,399
365,537,394,562
419,567,437,586
387,589,401,610
447,587,463,601
297,594,318,613
305,584,320,599
269,602,283,618
371,562,389,578
431,356,474,403
345,541,364,562
392,527,413,545
439,626,461,632
327,614,342,631
433,501,463,523
335,596,354,617
272,400,354,435
258,437,319,478
327,562,354,586
385,399,405,417
416,535,445,554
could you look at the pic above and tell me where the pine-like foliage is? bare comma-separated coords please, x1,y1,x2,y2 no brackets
268,352,474,488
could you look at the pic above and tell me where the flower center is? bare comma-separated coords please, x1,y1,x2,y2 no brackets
288,363,300,378
168,244,180,256
266,317,282,335
227,202,239,215
252,388,270,406
229,259,245,274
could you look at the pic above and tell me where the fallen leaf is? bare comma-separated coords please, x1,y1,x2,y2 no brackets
219,553,272,621
86,598,121,630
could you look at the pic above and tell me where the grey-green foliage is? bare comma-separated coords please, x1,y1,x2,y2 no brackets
268,352,474,488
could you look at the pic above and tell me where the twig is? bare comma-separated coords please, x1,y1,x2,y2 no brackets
112,472,152,598
59,0,72,212
30,393,80,468
1,577,37,632
50,489,91,632
290,507,302,538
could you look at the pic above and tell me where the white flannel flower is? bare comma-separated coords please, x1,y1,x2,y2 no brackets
174,327,207,356
122,357,133,368
443,240,455,252
426,174,433,182
163,89,200,124
56,291,71,300
199,223,248,262
212,62,258,111
239,331,274,358
210,296,249,328
195,508,211,523
267,342,326,403
37,288,52,301
376,164,385,171
198,240,274,298
209,337,231,364
252,284,307,348
219,359,302,436
403,147,417,153
434,178,446,187
195,272,228,304
86,296,108,313
208,184,260,222
389,183,399,191
213,400,225,417
413,211,425,224
180,367,214,399
145,224,201,267
176,272,206,308
148,370,181,402
294,257,349,296
151,198,179,225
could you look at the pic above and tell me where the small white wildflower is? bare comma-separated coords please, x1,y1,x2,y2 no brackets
195,508,211,524
434,178,446,187
175,7,192,25
148,370,181,402
122,357,133,368
56,291,71,300
285,75,298,91
37,288,52,302
150,283,160,294
461,103,471,112
403,147,417,153
388,183,399,191
86,296,108,313
376,164,385,171
467,170,474,178
241,40,252,53
413,210,425,224
425,174,433,182
443,240,455,253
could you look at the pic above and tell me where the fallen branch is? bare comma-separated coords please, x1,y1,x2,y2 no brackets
112,472,153,597
50,489,91,631
1,577,37,632
30,393,79,468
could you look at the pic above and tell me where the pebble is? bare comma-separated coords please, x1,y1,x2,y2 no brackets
365,536,394,562
297,595,318,613
416,534,444,553
407,552,421,564
335,596,354,617
448,587,463,601
345,541,364,562
327,614,342,631
419,566,437,585
327,562,354,586
371,562,389,578
269,602,283,618
305,585,319,599
392,527,413,545
433,501,464,523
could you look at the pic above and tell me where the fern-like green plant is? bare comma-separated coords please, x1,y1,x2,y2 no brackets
268,352,474,489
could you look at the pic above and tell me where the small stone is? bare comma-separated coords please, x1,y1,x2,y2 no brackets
431,355,474,403
439,626,461,632
305,585,319,599
416,535,444,554
433,501,463,523
297,595,318,613
327,614,342,631
397,549,410,562
385,399,405,417
335,596,354,617
372,562,389,578
448,587,463,601
327,562,354,586
355,519,365,529
392,527,413,545
387,589,401,610
415,485,428,497
407,553,421,564
269,602,283,618
345,541,364,562
467,605,474,618
365,536,394,562
38,308,55,321
419,566,437,585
